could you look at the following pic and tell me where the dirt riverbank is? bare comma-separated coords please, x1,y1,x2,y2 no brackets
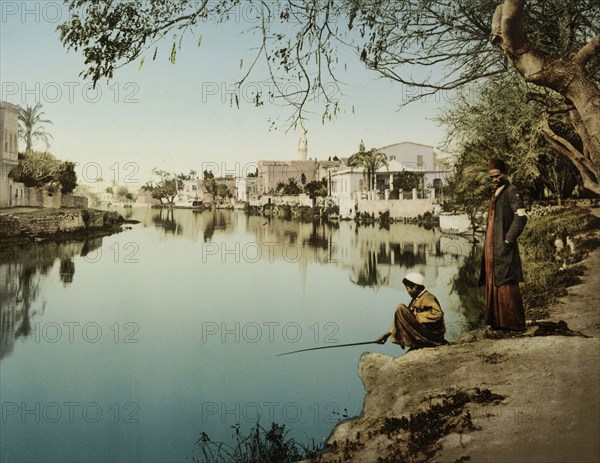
310,210,600,463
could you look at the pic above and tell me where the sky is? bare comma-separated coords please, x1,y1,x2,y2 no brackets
0,1,453,188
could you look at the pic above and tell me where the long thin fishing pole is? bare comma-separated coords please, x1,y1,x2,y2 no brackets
276,340,379,357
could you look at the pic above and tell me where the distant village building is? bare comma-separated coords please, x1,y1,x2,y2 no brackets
0,102,21,208
236,176,259,202
253,127,332,196
97,191,114,207
1,101,89,209
174,179,203,207
257,160,320,194
135,189,161,206
330,142,449,201
377,142,448,193
327,141,450,219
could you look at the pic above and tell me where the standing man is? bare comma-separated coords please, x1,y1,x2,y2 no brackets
479,159,528,331
377,272,447,350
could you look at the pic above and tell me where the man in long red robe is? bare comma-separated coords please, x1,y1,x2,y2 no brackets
479,159,528,331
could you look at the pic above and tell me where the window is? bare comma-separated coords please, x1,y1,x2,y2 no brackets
389,155,396,161
417,155,424,168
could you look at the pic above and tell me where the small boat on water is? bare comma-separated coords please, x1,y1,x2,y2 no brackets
439,213,472,235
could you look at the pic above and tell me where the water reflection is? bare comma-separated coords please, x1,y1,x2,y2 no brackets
203,210,229,242
121,208,485,339
450,239,486,326
123,208,482,300
350,252,390,289
59,257,75,285
151,208,182,235
1,208,485,462
1,210,483,362
0,239,103,360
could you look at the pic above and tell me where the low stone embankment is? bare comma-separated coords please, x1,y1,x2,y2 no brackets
0,208,126,243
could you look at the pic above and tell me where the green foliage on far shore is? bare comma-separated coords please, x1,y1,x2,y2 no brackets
520,205,600,320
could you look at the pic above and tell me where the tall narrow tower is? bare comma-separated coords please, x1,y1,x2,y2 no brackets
298,122,308,161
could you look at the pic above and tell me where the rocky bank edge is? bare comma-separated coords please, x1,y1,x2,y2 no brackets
0,208,128,243
310,228,600,463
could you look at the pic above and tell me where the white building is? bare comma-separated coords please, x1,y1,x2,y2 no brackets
236,177,259,202
329,141,449,219
377,142,449,192
174,179,203,207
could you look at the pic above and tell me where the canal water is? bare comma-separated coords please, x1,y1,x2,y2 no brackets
0,208,484,462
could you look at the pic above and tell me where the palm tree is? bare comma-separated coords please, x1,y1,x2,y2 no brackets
18,103,53,154
348,141,388,191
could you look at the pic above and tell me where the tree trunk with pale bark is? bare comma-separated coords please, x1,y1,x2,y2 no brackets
492,0,600,195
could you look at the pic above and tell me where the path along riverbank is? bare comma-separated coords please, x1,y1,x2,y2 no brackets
310,209,600,463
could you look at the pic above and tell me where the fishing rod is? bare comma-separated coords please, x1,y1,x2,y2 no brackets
276,340,380,357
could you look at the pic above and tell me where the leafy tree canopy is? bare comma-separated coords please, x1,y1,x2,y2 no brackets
202,170,217,197
440,73,579,203
276,178,302,195
216,183,231,198
10,151,77,194
116,186,135,202
393,171,420,193
142,169,179,204
58,0,600,191
304,178,328,199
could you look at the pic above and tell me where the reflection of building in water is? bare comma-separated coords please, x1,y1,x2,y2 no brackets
134,209,480,294
134,208,240,243
243,215,466,291
129,208,482,324
0,239,102,360
129,208,482,331
333,223,444,291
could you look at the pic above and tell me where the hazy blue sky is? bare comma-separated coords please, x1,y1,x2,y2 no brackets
1,1,453,186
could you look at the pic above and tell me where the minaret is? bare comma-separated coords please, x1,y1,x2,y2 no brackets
298,122,308,161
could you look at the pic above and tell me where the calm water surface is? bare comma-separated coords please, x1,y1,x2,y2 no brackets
0,208,484,462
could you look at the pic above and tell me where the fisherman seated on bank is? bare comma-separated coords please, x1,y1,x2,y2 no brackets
377,273,447,350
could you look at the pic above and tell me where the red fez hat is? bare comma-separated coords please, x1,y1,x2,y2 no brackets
488,158,508,173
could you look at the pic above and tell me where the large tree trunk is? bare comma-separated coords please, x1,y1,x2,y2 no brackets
492,0,600,195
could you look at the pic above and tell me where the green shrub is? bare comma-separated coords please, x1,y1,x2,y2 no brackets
520,206,599,320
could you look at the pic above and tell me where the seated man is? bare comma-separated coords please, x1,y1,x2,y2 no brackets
377,272,447,350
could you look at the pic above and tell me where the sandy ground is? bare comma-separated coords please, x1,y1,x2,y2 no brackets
312,211,600,463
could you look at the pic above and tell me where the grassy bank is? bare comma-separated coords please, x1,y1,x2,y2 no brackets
193,423,322,463
521,205,600,320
